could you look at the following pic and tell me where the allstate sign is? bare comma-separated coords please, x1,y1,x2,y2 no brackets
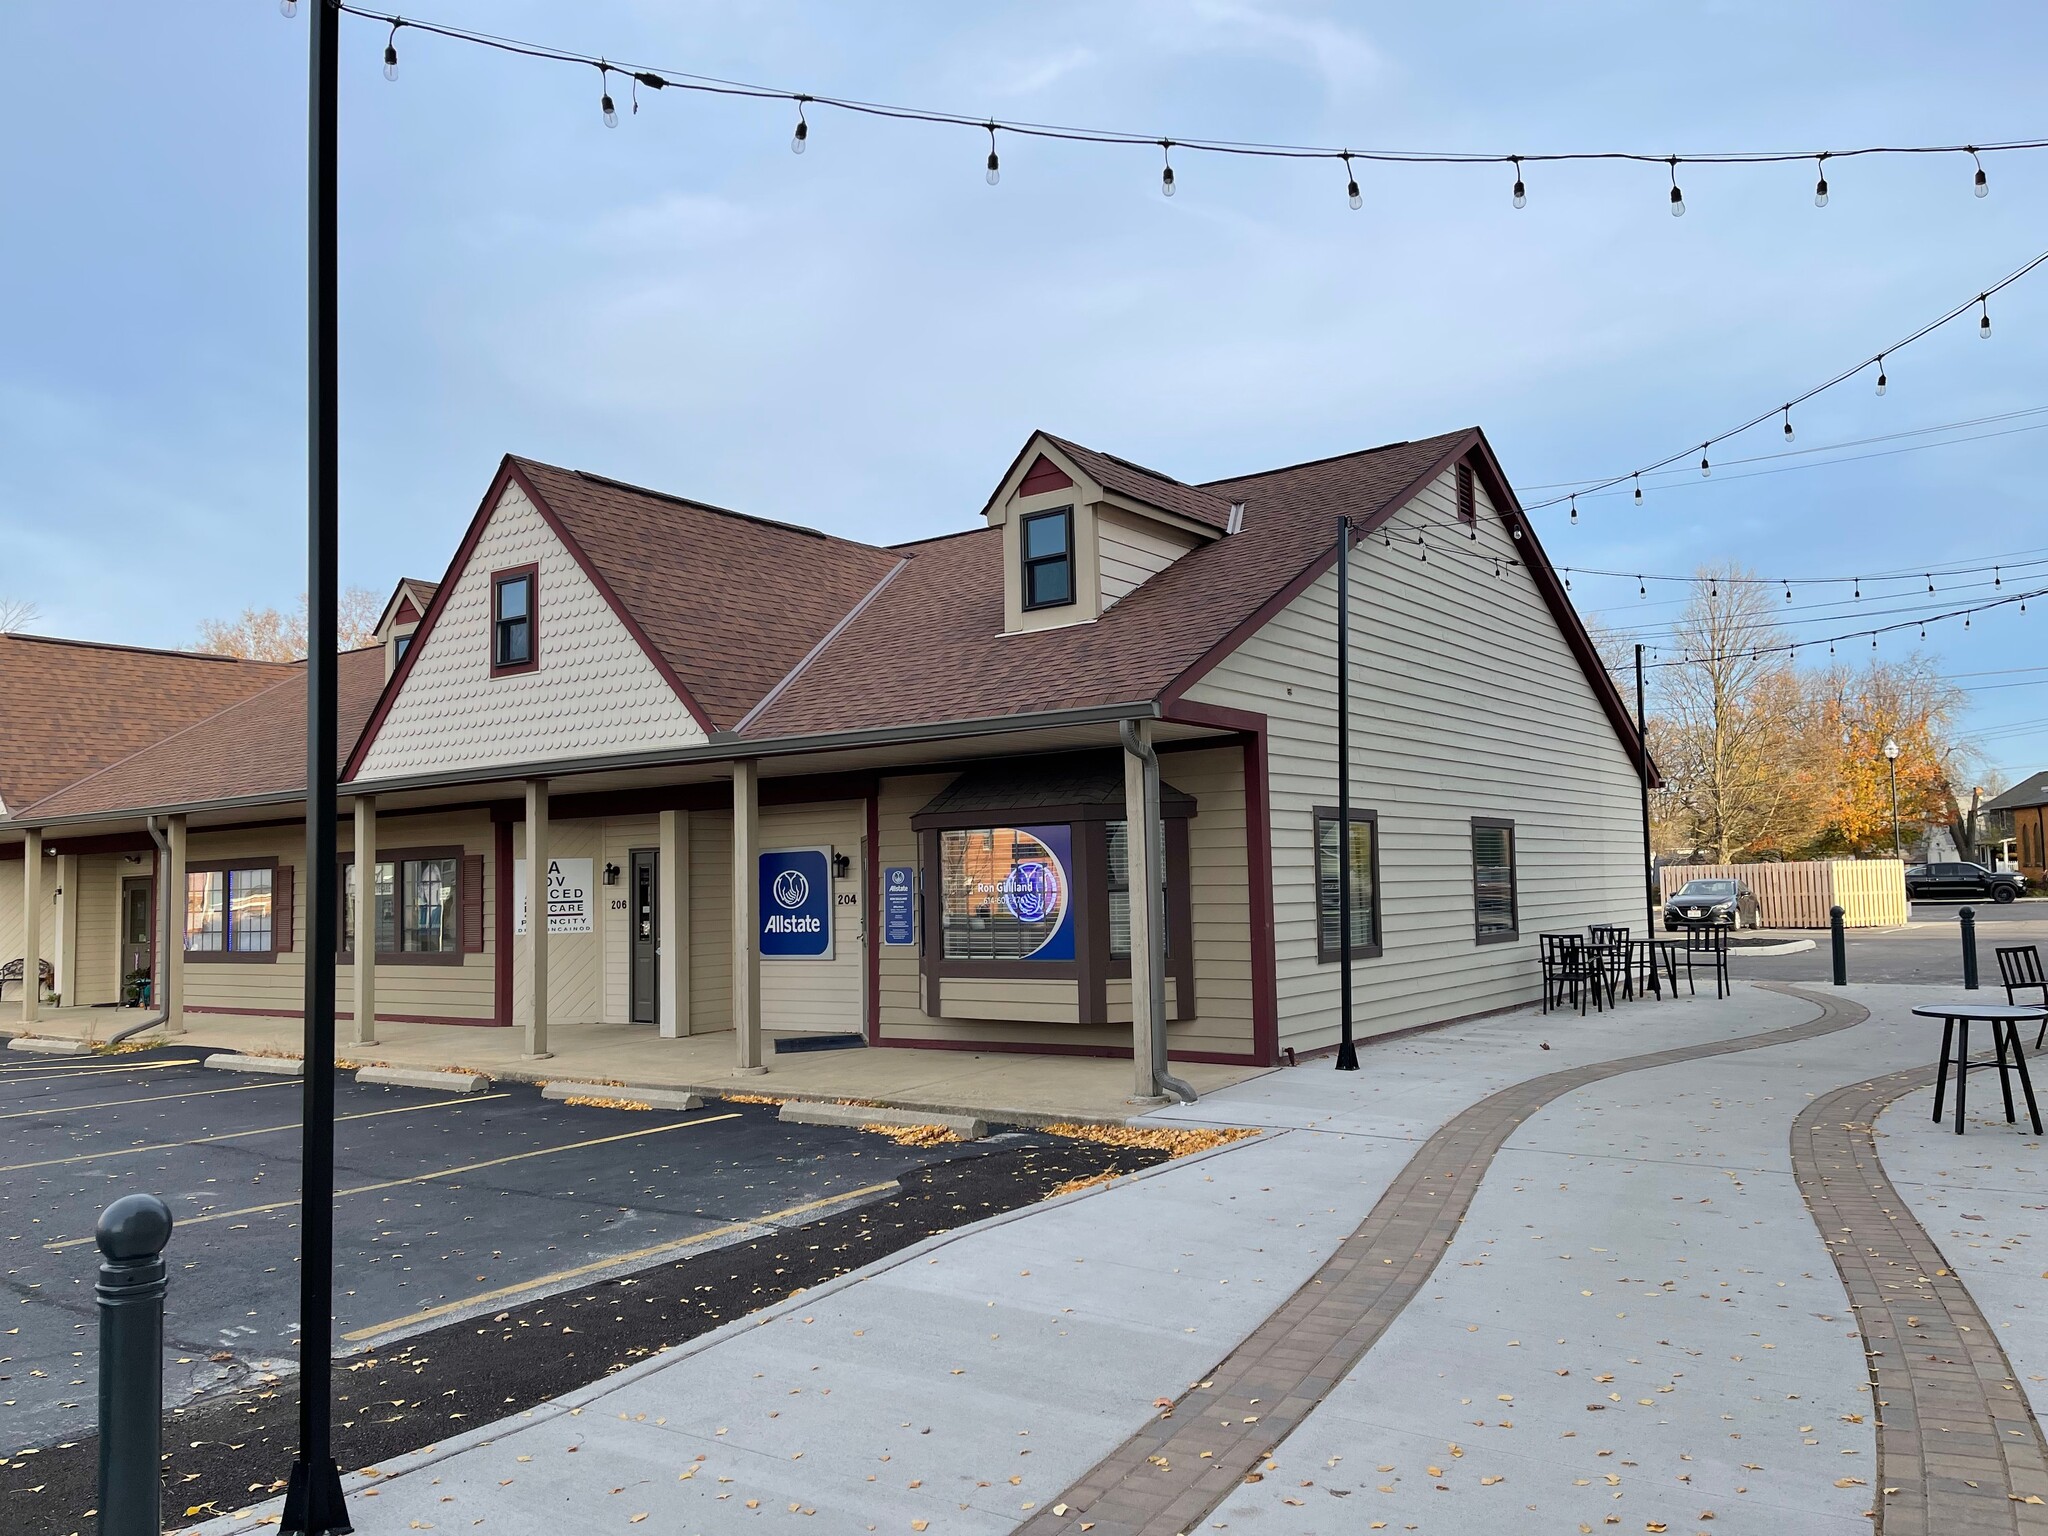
759,847,833,960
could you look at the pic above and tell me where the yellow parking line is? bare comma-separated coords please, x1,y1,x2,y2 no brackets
0,1059,204,1082
342,1178,898,1342
0,1079,295,1122
0,1092,513,1174
43,1112,745,1251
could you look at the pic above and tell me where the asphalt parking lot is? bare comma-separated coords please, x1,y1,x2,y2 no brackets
0,1045,1040,1450
1731,897,2048,986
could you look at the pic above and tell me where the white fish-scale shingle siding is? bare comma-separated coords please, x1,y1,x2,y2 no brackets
354,484,706,780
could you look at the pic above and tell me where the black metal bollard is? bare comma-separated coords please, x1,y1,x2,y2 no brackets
1830,905,1847,987
97,1193,173,1536
1962,906,1979,990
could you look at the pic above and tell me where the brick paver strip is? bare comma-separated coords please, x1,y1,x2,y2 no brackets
1793,1026,2048,1535
1019,984,1878,1536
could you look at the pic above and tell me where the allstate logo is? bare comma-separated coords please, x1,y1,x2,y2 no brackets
1001,860,1060,924
772,869,810,910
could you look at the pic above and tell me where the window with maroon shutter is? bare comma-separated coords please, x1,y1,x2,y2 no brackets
274,865,295,953
462,854,485,953
1456,461,1476,525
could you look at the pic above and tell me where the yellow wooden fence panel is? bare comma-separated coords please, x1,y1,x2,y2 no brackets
1659,860,1906,929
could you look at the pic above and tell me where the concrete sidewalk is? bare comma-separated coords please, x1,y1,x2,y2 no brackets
1,1006,1262,1127
189,983,1897,1535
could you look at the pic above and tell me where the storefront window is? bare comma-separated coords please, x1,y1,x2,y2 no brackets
186,867,273,954
344,856,459,955
1105,820,1169,960
938,826,1074,961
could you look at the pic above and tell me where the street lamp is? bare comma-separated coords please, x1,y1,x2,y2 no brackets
1883,735,1902,860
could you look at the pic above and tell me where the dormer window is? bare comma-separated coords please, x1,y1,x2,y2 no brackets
393,632,413,664
491,566,537,675
1020,507,1075,611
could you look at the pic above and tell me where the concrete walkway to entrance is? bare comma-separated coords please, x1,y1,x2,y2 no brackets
0,1006,1262,1126
177,980,2048,1536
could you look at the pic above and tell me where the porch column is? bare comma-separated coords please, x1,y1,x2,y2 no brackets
351,795,377,1047
53,853,78,1006
162,815,186,1035
523,778,551,1059
20,829,42,1023
731,761,765,1073
657,808,689,1039
1123,722,1166,1101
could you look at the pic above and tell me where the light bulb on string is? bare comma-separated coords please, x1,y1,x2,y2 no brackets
1875,357,1887,396
1782,407,1794,443
1854,578,1861,599
1926,574,1935,593
1510,155,1526,209
1813,153,1829,208
1700,448,1711,478
599,65,617,128
630,71,664,115
1979,295,1992,338
1668,158,1685,217
1638,577,1647,598
1964,614,1971,630
1995,566,2003,587
383,21,401,80
985,124,1000,185
1342,152,1361,210
1633,473,1643,506
1971,148,1989,197
1159,140,1176,198
280,0,296,15
791,98,809,153
1493,557,1503,578
1920,623,1927,640
1568,495,1577,525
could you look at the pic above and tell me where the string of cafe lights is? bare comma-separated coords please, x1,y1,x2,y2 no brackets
283,2,2048,216
1558,551,2048,601
1528,245,2048,518
1624,583,2044,671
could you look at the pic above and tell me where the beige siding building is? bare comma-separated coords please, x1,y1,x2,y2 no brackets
3,426,1650,1090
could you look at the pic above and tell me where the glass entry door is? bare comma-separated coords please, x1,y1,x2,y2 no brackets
121,876,154,999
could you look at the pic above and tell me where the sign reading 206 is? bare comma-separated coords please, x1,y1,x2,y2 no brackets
758,847,834,960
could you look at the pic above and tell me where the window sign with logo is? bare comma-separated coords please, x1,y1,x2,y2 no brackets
882,865,917,947
513,857,595,935
938,824,1075,962
759,847,834,960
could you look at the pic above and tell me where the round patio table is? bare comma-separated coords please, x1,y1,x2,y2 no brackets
1912,1001,2048,1136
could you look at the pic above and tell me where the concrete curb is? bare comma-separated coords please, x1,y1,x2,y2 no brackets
6,1035,94,1056
1729,938,1817,956
778,1100,988,1138
356,1065,490,1094
176,1128,1277,1536
540,1081,704,1111
203,1053,304,1077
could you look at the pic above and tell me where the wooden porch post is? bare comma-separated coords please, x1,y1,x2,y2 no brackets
657,808,689,1040
732,762,765,1074
351,795,377,1047
163,815,186,1035
523,778,551,1059
20,829,42,1023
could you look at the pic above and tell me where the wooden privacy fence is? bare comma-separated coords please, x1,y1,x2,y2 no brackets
1659,860,1908,930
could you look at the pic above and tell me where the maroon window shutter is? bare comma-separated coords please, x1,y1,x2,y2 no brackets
275,864,296,953
462,854,486,953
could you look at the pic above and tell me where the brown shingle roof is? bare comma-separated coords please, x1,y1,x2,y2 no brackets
512,459,904,730
1040,434,1236,531
744,432,1471,737
0,636,296,814
18,648,388,820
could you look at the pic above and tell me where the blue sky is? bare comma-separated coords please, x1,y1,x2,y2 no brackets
4,2,2046,783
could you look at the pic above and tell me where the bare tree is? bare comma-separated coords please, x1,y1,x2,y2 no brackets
1651,566,1811,860
196,586,381,660
0,597,42,633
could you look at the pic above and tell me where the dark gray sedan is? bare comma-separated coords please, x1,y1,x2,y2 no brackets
1663,877,1761,931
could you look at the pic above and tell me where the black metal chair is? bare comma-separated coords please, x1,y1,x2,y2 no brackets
1542,933,1601,1015
1681,925,1730,999
1589,925,1632,1000
1996,945,2048,1046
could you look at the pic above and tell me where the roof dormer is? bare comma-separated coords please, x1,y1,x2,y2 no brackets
372,577,439,679
982,432,1229,634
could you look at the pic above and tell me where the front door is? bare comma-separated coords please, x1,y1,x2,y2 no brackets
629,849,658,1025
120,876,154,999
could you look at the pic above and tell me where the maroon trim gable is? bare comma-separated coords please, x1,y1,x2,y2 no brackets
1019,455,1075,497
343,457,720,783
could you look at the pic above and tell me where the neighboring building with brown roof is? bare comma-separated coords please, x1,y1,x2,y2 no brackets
3,428,1650,1088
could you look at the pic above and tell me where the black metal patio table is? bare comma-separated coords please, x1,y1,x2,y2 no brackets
1913,1001,2048,1136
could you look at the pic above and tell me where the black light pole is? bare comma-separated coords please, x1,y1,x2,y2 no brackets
1334,516,1359,1071
1883,736,1903,860
1636,645,1659,993
281,2,349,1532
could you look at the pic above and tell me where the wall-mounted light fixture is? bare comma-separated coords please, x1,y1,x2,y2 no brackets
603,862,621,886
831,851,851,879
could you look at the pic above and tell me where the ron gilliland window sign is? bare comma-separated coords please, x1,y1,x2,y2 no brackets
759,847,834,960
939,825,1075,962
